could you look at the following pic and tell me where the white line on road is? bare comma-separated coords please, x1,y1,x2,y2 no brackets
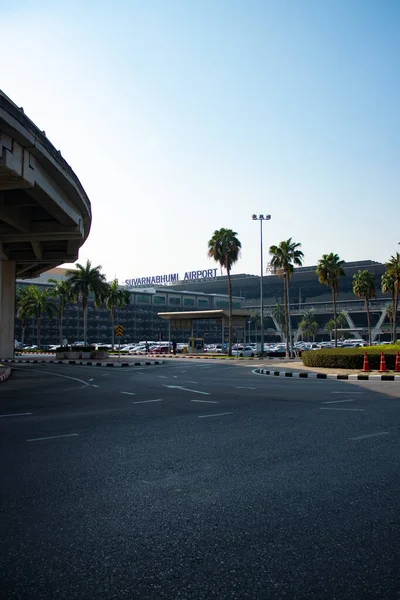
350,432,390,441
191,399,219,404
12,367,90,387
132,399,163,404
320,407,365,412
92,384,99,388
322,399,355,404
158,375,168,379
187,381,198,384
121,391,136,396
198,412,233,418
235,386,257,390
165,385,210,395
89,378,94,382
26,433,79,442
331,391,364,395
0,412,33,418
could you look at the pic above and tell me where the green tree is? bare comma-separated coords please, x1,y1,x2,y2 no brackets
19,285,56,349
103,279,130,349
269,238,304,357
49,279,73,346
16,287,30,347
298,309,318,341
316,253,345,348
208,228,242,356
352,270,376,346
381,271,396,342
272,303,286,340
384,253,400,342
66,260,107,345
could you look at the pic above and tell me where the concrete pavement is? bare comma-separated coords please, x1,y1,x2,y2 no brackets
1,361,399,599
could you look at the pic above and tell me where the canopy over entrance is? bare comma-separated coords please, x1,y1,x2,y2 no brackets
158,309,252,329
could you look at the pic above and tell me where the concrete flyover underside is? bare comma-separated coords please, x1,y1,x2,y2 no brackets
0,91,91,357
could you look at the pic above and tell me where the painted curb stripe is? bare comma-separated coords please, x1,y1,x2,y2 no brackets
254,369,400,382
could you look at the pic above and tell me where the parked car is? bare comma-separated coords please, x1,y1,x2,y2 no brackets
235,345,255,357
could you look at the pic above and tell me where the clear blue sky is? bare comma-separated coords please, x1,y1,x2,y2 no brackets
1,0,399,281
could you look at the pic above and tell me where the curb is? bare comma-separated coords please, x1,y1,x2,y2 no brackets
255,368,400,381
0,359,164,368
0,367,12,383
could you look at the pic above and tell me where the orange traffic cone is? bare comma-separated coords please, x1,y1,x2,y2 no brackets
362,352,371,372
394,352,400,373
379,352,388,373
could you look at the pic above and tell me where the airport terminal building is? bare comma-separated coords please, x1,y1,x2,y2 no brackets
14,259,395,346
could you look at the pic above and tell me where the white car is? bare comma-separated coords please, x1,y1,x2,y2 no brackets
235,345,255,357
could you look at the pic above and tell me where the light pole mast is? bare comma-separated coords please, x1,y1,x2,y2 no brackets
252,214,271,357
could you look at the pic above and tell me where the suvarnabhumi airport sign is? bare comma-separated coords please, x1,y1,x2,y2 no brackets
125,268,218,288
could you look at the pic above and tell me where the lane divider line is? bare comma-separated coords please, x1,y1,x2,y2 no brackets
0,412,33,418
191,399,219,404
320,407,365,412
26,433,79,442
350,432,390,441
121,391,136,396
322,399,355,404
198,412,233,418
132,399,163,404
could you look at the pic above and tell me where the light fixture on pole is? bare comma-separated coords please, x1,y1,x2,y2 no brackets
252,214,271,356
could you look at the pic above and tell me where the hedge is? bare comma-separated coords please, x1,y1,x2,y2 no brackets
302,344,400,370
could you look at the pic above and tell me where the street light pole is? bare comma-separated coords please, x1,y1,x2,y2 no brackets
252,214,271,357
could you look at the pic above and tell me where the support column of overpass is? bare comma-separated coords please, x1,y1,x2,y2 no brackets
0,259,16,357
0,90,91,358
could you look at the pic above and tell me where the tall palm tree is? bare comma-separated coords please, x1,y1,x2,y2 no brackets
272,302,286,341
381,271,396,342
103,279,130,349
19,285,56,349
269,238,304,357
385,253,400,342
298,309,318,342
49,279,73,346
16,287,30,347
207,228,241,356
66,260,107,345
316,253,345,348
352,270,376,346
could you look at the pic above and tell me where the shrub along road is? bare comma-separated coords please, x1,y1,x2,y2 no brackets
1,360,399,599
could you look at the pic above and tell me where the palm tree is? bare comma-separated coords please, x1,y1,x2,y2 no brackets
66,260,107,345
298,309,318,341
316,253,345,348
272,303,286,341
381,271,396,342
49,279,73,346
352,270,376,346
16,287,30,347
19,285,56,349
385,253,400,342
207,228,241,356
269,238,304,357
103,279,130,349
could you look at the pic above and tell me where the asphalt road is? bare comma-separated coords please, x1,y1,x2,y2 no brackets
1,360,399,599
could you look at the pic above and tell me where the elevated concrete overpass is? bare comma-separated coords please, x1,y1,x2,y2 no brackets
0,91,91,357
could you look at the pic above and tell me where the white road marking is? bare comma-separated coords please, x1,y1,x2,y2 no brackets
158,375,168,379
89,378,94,382
121,391,136,396
132,399,163,404
320,407,365,412
322,399,355,404
12,367,89,387
165,385,210,395
350,432,390,441
92,384,99,388
0,412,33,418
26,433,79,442
331,391,364,395
187,381,198,384
102,373,110,376
180,370,187,373
235,386,257,390
198,412,233,418
191,399,219,404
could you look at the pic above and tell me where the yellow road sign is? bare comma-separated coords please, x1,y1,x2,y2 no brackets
116,325,124,337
